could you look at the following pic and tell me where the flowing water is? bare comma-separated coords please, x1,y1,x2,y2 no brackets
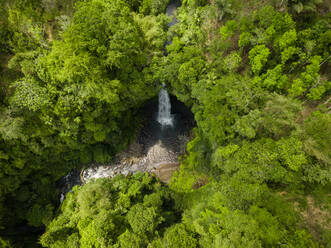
58,0,186,199
157,87,174,127
166,0,181,27
164,0,181,52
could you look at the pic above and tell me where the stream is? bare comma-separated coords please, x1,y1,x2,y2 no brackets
58,0,185,201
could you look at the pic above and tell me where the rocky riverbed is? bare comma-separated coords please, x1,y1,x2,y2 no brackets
82,129,190,183
58,0,194,200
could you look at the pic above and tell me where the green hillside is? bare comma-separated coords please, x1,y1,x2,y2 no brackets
0,0,330,247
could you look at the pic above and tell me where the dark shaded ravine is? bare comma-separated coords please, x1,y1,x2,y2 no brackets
164,0,181,52
59,0,188,200
166,0,181,27
82,94,194,184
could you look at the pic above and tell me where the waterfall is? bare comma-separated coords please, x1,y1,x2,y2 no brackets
157,87,174,127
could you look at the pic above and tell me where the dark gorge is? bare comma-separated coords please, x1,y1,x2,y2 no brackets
0,0,330,247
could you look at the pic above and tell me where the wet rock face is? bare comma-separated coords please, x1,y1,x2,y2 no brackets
60,94,194,201
58,170,82,203
82,132,190,183
82,95,194,184
61,1,194,192
151,163,180,183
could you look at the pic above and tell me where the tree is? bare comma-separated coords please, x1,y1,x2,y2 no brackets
219,20,238,40
0,237,13,248
288,0,323,14
289,56,322,97
40,173,180,248
302,111,331,165
162,224,197,248
248,45,270,75
139,0,171,15
127,204,164,234
259,94,301,138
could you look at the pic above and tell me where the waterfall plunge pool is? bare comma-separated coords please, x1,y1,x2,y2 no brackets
82,91,195,183
58,91,195,203
58,0,191,201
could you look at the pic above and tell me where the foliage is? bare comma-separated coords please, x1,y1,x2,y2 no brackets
0,0,330,247
139,0,171,15
134,13,169,52
289,56,322,97
0,237,13,248
288,0,324,14
40,173,179,248
248,45,270,75
219,20,238,40
0,0,158,245
301,111,331,165
162,224,198,248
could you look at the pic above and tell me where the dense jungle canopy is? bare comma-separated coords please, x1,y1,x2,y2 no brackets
0,0,330,247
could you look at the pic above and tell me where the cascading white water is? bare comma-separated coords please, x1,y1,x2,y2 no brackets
157,87,174,127
59,0,185,198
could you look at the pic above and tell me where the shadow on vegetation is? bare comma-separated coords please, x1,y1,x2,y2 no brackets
138,94,195,155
